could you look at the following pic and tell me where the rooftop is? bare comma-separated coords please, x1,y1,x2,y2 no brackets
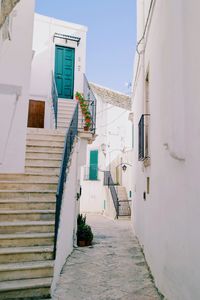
89,83,131,111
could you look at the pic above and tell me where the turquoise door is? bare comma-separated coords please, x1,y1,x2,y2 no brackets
55,46,75,99
89,150,98,180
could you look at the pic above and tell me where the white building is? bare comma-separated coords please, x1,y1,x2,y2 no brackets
80,83,133,219
29,13,87,129
0,0,35,172
0,2,96,298
132,1,200,299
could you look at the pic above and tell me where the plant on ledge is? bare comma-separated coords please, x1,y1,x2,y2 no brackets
75,91,92,131
77,214,93,247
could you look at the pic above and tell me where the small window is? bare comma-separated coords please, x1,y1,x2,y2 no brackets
89,150,98,180
138,114,150,161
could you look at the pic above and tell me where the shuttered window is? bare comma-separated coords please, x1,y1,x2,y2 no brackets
89,150,98,180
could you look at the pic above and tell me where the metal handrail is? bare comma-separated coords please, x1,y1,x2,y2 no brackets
53,104,79,258
51,72,58,128
104,171,119,218
83,74,97,133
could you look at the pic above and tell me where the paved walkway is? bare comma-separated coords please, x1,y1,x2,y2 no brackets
53,214,163,300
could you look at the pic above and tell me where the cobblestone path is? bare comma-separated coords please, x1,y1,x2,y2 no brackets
53,214,163,300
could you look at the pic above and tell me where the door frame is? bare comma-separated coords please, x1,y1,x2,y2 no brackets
54,45,75,100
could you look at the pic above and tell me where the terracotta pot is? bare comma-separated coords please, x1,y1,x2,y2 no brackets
84,126,89,131
78,240,91,247
85,118,91,123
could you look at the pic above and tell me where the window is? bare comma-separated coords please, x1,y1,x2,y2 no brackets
89,150,98,180
138,114,150,161
138,70,150,163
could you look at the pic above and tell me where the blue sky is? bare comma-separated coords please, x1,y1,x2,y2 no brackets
35,0,136,94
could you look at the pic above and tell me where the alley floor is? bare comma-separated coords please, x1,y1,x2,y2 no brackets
53,214,163,300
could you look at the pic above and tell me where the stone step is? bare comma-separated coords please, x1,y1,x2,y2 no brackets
27,133,65,142
0,221,54,234
0,232,54,248
26,139,64,147
0,173,58,182
0,199,55,211
0,260,54,281
58,100,76,106
58,117,73,123
0,210,55,222
26,158,61,168
0,181,57,191
25,165,60,175
57,121,70,127
26,144,63,152
58,110,74,117
27,127,65,135
0,246,53,264
26,150,62,159
0,277,51,299
0,190,55,200
118,215,131,219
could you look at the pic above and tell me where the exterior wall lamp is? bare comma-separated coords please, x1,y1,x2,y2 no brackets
122,164,127,172
116,162,132,172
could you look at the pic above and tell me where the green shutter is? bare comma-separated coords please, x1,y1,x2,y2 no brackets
89,150,98,180
55,46,75,99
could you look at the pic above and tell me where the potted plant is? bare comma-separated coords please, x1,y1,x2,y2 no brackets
77,224,93,246
77,214,93,246
75,91,93,131
75,92,83,101
84,120,91,131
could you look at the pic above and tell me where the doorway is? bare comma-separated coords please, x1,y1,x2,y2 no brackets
27,100,45,128
54,45,75,99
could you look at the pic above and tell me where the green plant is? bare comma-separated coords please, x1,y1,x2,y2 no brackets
77,214,86,226
75,92,84,101
75,91,92,131
77,224,93,244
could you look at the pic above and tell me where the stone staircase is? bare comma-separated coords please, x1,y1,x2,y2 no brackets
57,99,84,130
0,128,66,299
57,99,76,129
116,186,131,218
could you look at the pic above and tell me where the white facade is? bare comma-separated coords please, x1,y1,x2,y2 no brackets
0,0,34,172
52,137,88,293
132,1,200,299
30,14,87,128
80,84,132,216
110,149,133,200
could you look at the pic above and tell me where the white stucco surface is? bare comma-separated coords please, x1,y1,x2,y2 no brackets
0,0,34,172
30,14,87,128
52,137,88,293
132,1,200,299
80,90,132,215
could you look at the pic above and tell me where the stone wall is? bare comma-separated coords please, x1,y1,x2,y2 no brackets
0,0,20,28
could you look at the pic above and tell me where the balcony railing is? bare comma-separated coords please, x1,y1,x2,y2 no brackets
138,114,150,161
104,171,119,218
54,104,79,258
82,74,97,134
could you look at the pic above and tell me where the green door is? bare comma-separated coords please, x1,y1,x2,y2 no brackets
89,150,98,180
55,46,75,99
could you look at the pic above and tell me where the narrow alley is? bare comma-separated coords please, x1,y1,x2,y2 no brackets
53,215,162,300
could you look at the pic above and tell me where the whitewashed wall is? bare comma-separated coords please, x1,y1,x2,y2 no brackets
30,14,87,128
110,150,133,201
0,0,34,173
51,137,87,293
132,1,200,299
80,92,132,214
